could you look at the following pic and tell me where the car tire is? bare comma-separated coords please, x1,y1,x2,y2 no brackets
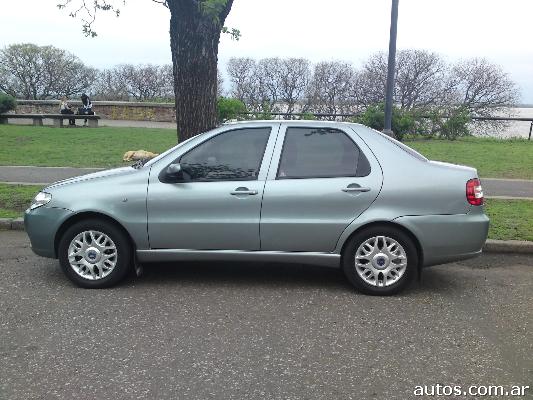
342,226,418,296
58,219,132,288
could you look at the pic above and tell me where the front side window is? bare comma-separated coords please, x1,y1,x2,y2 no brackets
277,127,370,179
179,127,271,181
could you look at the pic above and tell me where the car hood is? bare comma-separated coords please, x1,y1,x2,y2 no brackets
45,166,138,189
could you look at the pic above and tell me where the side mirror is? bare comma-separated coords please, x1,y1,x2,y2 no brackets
166,163,182,176
160,162,184,183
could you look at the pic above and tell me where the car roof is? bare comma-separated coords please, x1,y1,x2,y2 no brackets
223,119,366,129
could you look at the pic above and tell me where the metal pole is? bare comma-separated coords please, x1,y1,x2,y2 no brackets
383,0,399,138
529,121,532,141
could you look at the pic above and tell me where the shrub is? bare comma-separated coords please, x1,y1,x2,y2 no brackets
355,104,471,140
435,107,471,140
299,112,317,120
0,93,16,114
354,103,416,141
217,97,246,123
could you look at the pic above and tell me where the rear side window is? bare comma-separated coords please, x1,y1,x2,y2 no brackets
277,127,370,179
179,127,271,181
374,129,428,162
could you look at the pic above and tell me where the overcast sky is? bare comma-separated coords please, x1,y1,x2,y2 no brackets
2,0,532,102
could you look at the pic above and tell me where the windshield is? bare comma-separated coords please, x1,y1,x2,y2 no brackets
140,134,202,168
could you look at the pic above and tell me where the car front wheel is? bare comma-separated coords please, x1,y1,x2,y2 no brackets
58,219,132,288
342,226,418,295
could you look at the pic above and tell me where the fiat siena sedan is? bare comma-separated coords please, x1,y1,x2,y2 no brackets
25,121,489,295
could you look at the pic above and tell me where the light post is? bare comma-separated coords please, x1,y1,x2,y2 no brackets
384,0,399,138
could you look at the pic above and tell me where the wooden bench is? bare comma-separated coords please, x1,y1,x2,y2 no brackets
0,113,101,127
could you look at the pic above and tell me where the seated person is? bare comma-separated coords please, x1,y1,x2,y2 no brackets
78,93,94,126
59,97,75,126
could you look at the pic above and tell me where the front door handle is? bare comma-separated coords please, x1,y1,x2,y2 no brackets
230,187,258,196
342,184,371,193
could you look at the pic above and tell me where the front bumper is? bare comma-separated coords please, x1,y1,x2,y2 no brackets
24,206,74,258
394,211,490,267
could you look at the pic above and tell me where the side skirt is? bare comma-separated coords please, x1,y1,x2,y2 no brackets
136,249,341,268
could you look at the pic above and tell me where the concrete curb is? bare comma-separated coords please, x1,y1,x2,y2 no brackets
2,218,532,255
0,217,24,231
483,239,533,254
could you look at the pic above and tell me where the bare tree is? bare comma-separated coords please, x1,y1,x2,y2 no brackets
217,68,224,97
227,57,256,103
225,53,520,124
94,64,173,101
307,61,357,117
255,57,283,112
227,57,266,112
0,43,97,99
356,50,449,109
447,58,520,134
250,58,311,115
94,68,129,100
277,58,311,115
395,50,449,108
449,58,520,116
354,53,388,107
161,64,175,99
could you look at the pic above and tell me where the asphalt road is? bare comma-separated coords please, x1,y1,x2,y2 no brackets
1,166,533,199
0,166,103,185
1,231,532,399
481,178,533,199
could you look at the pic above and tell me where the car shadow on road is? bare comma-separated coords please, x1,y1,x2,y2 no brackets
39,258,463,295
129,261,458,296
134,261,353,291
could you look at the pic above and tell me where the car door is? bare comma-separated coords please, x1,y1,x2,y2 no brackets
260,125,382,253
147,124,279,250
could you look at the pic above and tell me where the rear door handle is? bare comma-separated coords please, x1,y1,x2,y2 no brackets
230,187,258,196
342,184,371,193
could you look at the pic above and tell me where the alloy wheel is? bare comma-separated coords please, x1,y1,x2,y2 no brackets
67,230,118,280
354,235,407,287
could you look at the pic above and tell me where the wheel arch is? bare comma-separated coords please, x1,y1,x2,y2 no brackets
339,221,424,272
54,211,136,258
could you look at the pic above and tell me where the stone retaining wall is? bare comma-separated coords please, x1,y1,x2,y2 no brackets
14,100,177,122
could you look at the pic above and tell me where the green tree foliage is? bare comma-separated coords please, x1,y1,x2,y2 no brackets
0,93,16,114
217,97,246,123
354,104,416,141
355,103,472,141
428,107,471,140
299,112,317,120
0,43,96,100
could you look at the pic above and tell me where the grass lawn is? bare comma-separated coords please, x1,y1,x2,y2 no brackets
406,137,533,180
0,183,43,218
1,125,532,180
0,125,177,168
1,183,532,241
484,199,533,242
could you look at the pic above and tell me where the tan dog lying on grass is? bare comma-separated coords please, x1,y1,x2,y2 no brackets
123,150,159,162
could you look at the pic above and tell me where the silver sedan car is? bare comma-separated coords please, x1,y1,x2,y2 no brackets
25,121,489,295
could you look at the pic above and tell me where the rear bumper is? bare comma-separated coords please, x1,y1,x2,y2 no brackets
394,211,489,267
24,206,74,258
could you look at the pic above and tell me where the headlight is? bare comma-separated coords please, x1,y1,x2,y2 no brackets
30,192,52,210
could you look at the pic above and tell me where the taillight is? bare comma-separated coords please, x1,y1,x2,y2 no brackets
466,178,484,206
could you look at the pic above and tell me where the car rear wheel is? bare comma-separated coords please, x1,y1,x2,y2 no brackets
58,219,132,288
342,226,418,295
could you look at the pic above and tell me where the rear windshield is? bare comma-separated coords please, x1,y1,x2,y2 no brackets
373,130,428,162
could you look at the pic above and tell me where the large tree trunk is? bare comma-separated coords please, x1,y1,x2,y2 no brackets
168,1,232,142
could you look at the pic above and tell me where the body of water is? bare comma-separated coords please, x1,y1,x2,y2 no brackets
480,107,533,138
